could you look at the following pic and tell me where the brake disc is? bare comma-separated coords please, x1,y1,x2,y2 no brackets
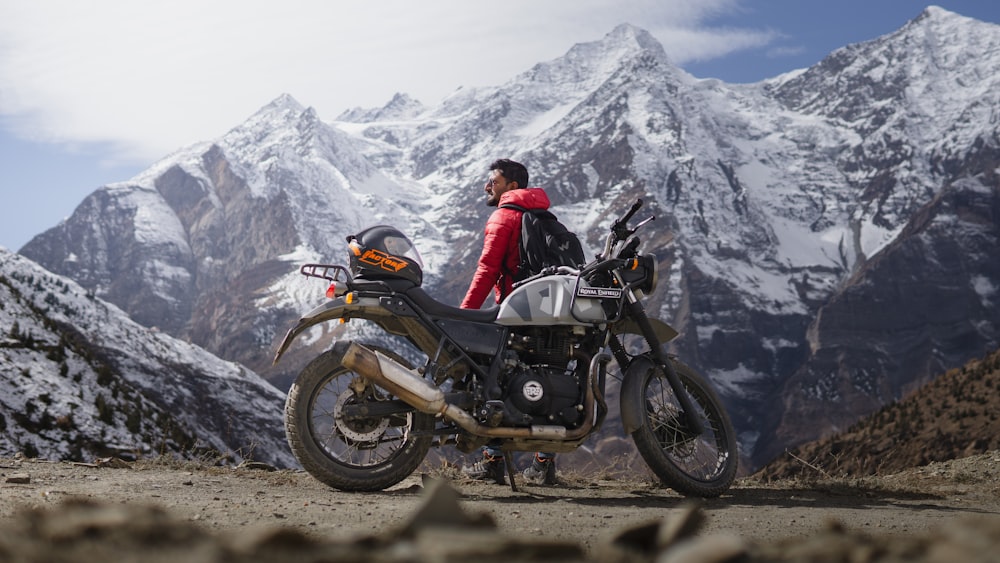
334,392,390,441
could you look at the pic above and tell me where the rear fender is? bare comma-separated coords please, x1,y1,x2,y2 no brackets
272,295,385,365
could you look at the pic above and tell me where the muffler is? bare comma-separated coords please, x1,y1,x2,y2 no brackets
341,342,447,414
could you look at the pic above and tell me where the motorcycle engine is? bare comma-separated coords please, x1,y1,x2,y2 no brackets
501,364,585,427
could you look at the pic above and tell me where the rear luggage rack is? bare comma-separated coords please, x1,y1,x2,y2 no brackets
300,263,353,283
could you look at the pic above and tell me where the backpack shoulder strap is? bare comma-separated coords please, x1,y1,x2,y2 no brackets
499,203,527,213
501,203,556,220
497,203,530,281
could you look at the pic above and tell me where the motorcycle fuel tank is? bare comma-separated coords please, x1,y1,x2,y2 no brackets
495,276,615,326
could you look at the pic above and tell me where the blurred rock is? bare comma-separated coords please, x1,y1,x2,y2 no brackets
4,473,30,484
2,481,1000,562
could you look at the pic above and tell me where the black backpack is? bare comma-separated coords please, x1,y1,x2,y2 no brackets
501,204,586,281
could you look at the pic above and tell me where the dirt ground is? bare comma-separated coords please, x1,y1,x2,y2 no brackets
2,453,1000,562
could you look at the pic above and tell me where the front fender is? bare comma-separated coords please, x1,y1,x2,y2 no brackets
272,295,382,365
619,355,656,435
611,317,679,343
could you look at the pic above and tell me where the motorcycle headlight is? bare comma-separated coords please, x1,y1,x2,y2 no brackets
620,253,658,294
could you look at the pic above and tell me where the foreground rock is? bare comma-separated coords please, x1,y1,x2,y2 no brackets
2,454,1000,561
2,481,1000,563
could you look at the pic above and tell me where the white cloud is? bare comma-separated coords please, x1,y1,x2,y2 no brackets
0,0,775,164
651,25,779,62
767,45,808,59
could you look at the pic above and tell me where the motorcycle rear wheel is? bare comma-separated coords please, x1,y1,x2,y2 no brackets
630,359,738,497
284,344,434,491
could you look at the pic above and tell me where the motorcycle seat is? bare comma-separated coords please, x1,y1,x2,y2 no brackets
404,287,499,323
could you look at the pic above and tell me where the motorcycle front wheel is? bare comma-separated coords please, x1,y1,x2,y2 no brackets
284,344,434,491
630,358,738,497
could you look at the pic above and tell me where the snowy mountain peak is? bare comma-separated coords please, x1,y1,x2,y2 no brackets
336,92,426,123
531,21,673,87
769,2,1000,138
917,5,980,25
605,22,670,57
901,4,999,49
227,94,317,144
260,92,307,114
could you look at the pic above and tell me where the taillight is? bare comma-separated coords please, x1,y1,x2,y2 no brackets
326,282,338,299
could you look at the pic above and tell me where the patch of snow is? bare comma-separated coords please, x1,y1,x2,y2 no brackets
712,363,768,398
516,101,577,138
972,275,996,307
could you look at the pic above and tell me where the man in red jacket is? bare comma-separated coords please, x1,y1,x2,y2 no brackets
460,158,557,485
460,158,550,309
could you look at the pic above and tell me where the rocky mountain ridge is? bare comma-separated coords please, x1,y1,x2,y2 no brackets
0,247,294,467
757,345,1000,480
17,7,1000,471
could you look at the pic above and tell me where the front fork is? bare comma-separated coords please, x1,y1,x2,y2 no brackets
614,297,705,437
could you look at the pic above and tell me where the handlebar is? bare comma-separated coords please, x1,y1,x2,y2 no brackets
601,199,655,259
615,199,644,231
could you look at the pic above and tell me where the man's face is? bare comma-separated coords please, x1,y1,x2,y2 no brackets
484,169,515,206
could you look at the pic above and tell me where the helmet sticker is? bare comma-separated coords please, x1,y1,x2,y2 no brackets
360,248,409,272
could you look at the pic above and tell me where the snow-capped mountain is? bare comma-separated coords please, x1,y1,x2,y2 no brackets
19,6,999,470
0,247,295,467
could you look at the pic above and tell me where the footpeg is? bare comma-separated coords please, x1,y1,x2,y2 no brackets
476,400,505,427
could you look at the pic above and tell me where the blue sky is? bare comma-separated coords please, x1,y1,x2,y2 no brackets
1,1,998,251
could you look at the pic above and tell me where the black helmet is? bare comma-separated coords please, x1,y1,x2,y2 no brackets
347,225,424,285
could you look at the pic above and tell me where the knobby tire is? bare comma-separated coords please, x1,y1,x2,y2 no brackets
284,344,434,492
631,359,738,497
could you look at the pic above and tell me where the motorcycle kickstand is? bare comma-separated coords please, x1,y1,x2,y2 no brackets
502,449,519,493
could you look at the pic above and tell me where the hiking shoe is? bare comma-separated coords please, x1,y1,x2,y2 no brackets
522,454,557,485
462,452,506,485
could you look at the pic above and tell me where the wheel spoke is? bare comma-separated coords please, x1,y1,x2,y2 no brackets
309,370,413,469
641,363,733,484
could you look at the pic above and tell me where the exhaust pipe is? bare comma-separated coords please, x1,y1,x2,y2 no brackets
340,342,598,441
341,343,447,414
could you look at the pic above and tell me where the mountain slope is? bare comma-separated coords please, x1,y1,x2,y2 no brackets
755,7,1000,463
0,247,294,467
757,345,1000,479
18,8,1000,471
19,95,444,385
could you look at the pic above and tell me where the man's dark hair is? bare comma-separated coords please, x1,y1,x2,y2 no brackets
489,159,529,189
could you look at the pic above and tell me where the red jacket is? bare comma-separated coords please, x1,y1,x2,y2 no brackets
461,187,551,309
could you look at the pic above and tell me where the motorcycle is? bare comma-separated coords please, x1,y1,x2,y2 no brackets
273,199,738,496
